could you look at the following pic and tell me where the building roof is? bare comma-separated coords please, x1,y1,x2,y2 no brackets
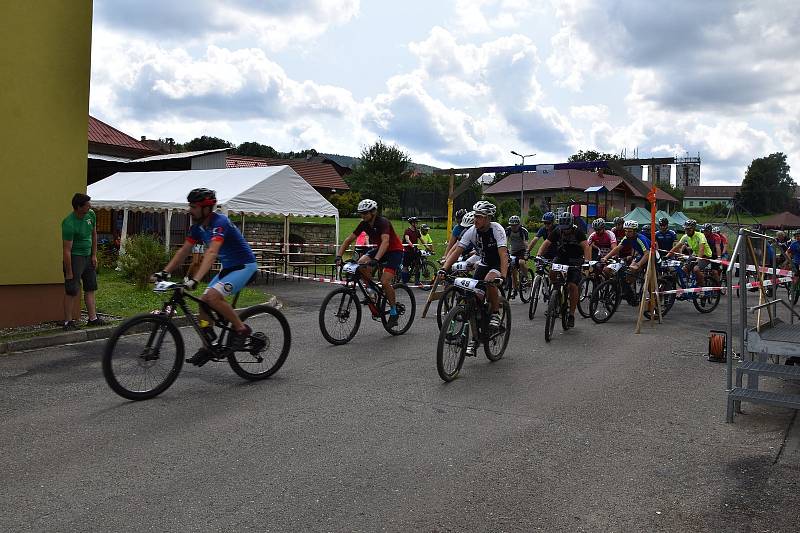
485,169,678,202
132,148,230,163
88,115,155,153
226,155,349,190
683,185,741,198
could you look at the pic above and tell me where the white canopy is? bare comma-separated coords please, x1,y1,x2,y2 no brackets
88,165,338,217
88,166,340,252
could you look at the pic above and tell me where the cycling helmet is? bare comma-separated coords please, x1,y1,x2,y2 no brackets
508,215,521,225
775,230,786,239
460,211,475,227
407,216,418,223
623,220,639,230
557,211,574,229
613,216,624,225
421,224,430,230
592,218,606,230
658,217,670,227
702,223,713,232
684,219,697,229
187,188,217,206
541,211,556,223
472,200,497,217
357,199,378,213
642,224,651,234
713,226,721,233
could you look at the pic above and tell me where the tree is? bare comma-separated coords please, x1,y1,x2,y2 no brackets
737,153,795,214
236,141,279,158
345,140,412,212
498,199,521,225
567,150,621,162
328,191,361,217
179,135,233,152
657,181,684,203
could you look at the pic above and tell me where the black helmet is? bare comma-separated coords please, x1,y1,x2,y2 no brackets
613,216,624,225
455,208,467,220
702,223,713,232
407,216,418,223
557,211,574,229
187,188,217,206
658,217,669,227
642,224,651,233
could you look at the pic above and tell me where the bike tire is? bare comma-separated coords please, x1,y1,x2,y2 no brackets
228,304,291,380
692,279,721,314
528,276,542,320
436,305,469,382
102,314,184,401
484,298,511,361
436,285,461,330
577,277,594,319
589,280,620,324
319,287,362,345
519,273,533,303
544,290,558,342
561,288,570,330
644,277,676,319
421,260,437,284
381,283,416,335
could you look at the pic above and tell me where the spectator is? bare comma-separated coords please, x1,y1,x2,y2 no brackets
62,193,106,330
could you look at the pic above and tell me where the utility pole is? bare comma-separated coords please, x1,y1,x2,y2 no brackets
511,150,535,217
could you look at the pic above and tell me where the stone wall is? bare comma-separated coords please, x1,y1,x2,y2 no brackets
236,221,337,249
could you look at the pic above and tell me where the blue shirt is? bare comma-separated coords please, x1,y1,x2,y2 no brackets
789,241,800,265
452,225,464,238
655,229,677,253
619,234,651,258
187,212,256,268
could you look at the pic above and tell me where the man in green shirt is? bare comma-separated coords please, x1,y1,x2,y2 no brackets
62,193,105,330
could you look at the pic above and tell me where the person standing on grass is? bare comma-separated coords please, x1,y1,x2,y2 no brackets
62,193,106,330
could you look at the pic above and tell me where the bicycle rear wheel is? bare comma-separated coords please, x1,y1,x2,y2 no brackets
102,314,184,401
544,290,558,342
319,287,362,345
228,304,291,380
436,285,461,330
484,298,511,361
437,305,469,382
589,280,620,324
528,276,542,320
381,283,416,335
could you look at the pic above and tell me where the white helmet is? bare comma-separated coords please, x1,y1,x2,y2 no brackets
472,200,496,217
460,211,475,227
508,215,521,225
356,199,378,213
623,220,639,230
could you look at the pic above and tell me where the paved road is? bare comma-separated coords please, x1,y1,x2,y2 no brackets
2,279,799,531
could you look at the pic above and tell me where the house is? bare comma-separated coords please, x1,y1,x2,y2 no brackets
88,115,159,183
484,169,678,217
682,186,740,209
226,155,349,197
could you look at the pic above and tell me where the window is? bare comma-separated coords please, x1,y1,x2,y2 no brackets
689,201,694,206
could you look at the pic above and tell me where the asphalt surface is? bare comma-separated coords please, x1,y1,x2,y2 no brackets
2,279,799,532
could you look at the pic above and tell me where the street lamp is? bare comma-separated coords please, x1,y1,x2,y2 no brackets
511,150,535,216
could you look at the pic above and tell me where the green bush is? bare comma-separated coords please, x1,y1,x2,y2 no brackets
329,191,361,217
118,235,170,289
498,199,521,225
526,205,543,225
606,208,623,220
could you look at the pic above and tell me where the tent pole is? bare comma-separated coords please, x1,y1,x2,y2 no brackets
241,213,246,237
119,208,130,256
165,209,173,252
284,215,289,273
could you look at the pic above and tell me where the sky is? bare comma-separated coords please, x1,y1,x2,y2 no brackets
89,0,800,185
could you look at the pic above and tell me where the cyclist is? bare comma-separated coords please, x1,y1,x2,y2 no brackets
774,230,790,268
443,208,468,259
336,199,404,327
444,211,477,265
401,216,420,283
655,217,677,256
714,226,729,259
439,201,508,355
612,216,633,260
538,212,591,328
417,224,434,253
505,215,530,295
787,229,800,281
154,188,258,366
668,219,711,286
527,211,556,258
602,220,651,299
587,218,616,260
702,223,722,283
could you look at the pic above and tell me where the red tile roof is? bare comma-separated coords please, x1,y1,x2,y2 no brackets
88,115,154,152
226,155,349,190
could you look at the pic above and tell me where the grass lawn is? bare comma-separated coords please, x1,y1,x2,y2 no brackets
95,269,269,319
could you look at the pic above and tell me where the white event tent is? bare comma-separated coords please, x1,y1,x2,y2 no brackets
87,165,339,252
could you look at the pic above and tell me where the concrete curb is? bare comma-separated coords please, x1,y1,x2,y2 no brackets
0,296,280,355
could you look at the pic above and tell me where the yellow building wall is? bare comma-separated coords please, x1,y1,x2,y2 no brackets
0,1,93,286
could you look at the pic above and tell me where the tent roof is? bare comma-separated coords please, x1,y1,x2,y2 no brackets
623,207,653,224
671,211,690,224
87,166,338,218
760,211,800,229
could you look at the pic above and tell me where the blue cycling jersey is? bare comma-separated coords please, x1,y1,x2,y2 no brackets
655,229,677,253
619,234,651,258
790,241,800,265
187,212,256,268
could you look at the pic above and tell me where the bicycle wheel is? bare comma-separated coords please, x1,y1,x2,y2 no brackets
544,290,559,342
791,280,800,306
692,279,721,314
644,277,676,319
319,286,361,345
228,304,291,380
589,280,620,324
528,276,542,320
519,272,533,303
420,260,437,284
436,305,469,382
436,285,461,330
561,289,570,330
102,314,184,401
381,283,416,335
577,277,595,319
484,298,511,361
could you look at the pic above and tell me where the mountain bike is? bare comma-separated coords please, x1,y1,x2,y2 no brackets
504,253,533,303
527,256,552,320
436,259,476,330
102,280,291,401
576,260,603,318
319,261,416,345
436,277,511,382
406,249,437,285
543,263,584,342
588,261,647,323
656,257,721,315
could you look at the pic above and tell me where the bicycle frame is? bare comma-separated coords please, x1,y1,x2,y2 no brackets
341,263,391,319
155,284,243,350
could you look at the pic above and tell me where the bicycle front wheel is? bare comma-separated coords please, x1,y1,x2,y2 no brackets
589,280,620,324
519,272,533,303
436,305,469,382
544,290,558,342
381,283,416,335
577,277,595,318
484,298,511,361
102,314,184,401
692,279,721,314
436,285,461,330
228,304,291,380
319,287,362,345
528,276,542,320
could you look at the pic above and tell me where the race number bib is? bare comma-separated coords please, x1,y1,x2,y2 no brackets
454,277,485,295
552,263,569,273
608,262,624,272
452,261,470,273
342,262,360,274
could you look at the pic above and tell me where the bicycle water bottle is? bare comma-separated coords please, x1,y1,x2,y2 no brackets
199,319,217,341
365,287,378,303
